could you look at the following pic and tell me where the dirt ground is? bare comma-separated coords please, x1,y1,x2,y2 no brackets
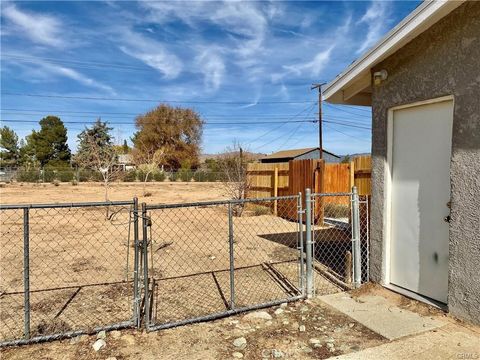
0,182,228,205
0,297,386,360
0,182,344,345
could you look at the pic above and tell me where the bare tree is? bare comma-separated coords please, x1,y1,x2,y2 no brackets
75,132,121,202
218,142,251,216
132,142,166,196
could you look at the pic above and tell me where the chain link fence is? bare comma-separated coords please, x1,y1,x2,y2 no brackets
310,191,369,295
0,200,137,346
0,188,369,346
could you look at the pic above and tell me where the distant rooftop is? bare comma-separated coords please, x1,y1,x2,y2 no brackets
261,147,339,161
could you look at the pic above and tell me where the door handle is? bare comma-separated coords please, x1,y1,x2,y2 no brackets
444,215,451,223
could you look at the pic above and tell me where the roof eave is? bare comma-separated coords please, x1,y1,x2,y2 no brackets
323,0,465,106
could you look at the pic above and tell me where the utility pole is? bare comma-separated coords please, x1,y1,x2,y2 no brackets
311,83,326,159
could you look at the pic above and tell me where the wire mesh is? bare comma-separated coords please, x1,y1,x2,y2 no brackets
0,202,135,344
310,192,369,295
231,197,303,308
144,196,304,328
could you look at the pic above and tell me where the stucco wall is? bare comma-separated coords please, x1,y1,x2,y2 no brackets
370,2,480,324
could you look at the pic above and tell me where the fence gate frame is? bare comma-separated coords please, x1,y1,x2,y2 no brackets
0,199,138,347
139,195,307,332
308,186,367,295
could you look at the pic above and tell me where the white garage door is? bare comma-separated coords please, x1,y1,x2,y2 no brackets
390,99,453,303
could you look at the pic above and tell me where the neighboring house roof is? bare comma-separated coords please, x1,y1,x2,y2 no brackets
118,154,133,164
323,0,465,106
261,147,339,161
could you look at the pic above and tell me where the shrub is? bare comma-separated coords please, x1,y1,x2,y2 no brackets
179,169,193,182
42,170,55,183
17,170,40,182
137,170,154,182
152,171,166,182
324,203,350,218
251,205,271,216
57,170,75,182
194,171,223,182
122,170,137,182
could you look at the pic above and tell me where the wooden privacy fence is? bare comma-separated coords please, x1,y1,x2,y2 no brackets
246,156,372,202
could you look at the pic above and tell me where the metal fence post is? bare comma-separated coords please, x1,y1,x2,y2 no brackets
23,207,30,339
132,198,140,327
352,186,362,288
305,188,313,298
142,203,150,328
228,202,235,309
297,193,305,296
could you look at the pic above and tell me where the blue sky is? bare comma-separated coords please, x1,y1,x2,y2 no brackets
1,1,420,155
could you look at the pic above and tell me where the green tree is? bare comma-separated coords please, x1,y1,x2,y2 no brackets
341,155,351,164
132,104,203,170
76,119,113,162
122,140,129,154
29,116,71,167
0,126,19,167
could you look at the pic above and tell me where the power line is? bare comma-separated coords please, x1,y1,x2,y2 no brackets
324,103,372,116
2,54,153,72
324,124,370,142
323,119,371,130
1,92,315,105
274,121,306,152
1,107,319,118
2,111,316,120
0,119,317,126
244,103,317,146
253,105,317,151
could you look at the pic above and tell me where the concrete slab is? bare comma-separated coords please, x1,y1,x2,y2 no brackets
331,323,480,360
319,293,446,340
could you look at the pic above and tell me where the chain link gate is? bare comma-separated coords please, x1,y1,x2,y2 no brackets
139,195,306,331
0,200,139,346
307,187,369,296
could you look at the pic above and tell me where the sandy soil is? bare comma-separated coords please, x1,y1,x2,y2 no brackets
0,182,228,205
0,298,386,360
0,182,343,345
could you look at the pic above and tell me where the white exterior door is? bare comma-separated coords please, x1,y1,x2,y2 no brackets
389,99,453,303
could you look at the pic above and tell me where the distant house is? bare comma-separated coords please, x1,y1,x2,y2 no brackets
117,154,135,171
260,147,340,164
323,1,479,324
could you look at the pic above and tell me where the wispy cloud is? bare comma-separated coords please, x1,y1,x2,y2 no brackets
283,46,334,77
4,55,115,94
356,1,390,54
195,49,225,91
117,29,182,79
2,4,65,48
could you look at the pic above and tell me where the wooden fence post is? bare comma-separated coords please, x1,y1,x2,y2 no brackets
273,167,278,216
349,160,355,190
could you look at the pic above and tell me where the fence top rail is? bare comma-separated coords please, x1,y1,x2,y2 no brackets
311,192,353,197
0,200,134,210
145,194,300,210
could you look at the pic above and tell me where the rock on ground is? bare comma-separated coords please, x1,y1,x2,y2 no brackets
233,337,247,349
243,311,272,321
232,352,244,358
92,339,106,352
